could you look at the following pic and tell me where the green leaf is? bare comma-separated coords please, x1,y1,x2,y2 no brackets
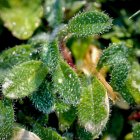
76,126,93,140
40,41,60,72
57,107,76,131
33,123,64,140
2,60,48,99
30,80,55,114
0,44,33,69
67,11,112,37
133,123,140,140
53,60,81,105
125,62,140,104
54,100,71,113
0,44,33,83
0,0,43,39
98,43,136,104
78,76,109,139
44,0,63,27
97,43,131,69
0,99,14,139
110,62,135,104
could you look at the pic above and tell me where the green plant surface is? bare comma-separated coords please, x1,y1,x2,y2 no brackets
0,99,14,139
67,11,112,37
0,0,43,39
0,0,140,139
133,123,140,140
53,60,81,105
30,80,55,114
2,60,48,99
33,123,64,140
78,76,109,139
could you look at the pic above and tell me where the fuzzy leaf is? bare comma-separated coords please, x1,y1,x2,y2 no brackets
0,44,33,69
53,60,81,105
0,0,43,39
78,76,109,138
30,80,55,114
98,43,136,104
2,60,48,99
97,43,131,69
125,62,140,104
33,123,64,140
55,101,71,113
40,41,60,72
44,0,63,27
76,126,93,140
110,62,135,104
0,44,33,83
57,107,76,131
0,99,14,139
67,11,112,37
133,123,140,140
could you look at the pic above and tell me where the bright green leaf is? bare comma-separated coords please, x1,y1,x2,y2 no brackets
2,60,48,99
0,99,14,139
0,0,43,39
0,44,33,69
57,107,76,132
53,60,81,105
67,11,112,37
78,76,109,139
33,123,64,140
125,62,140,104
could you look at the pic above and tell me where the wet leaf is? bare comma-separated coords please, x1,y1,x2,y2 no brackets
53,60,81,105
40,41,60,72
67,11,112,37
0,0,43,39
0,44,33,69
2,60,48,99
78,76,109,139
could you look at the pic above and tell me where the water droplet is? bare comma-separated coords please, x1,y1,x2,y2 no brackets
58,79,63,83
